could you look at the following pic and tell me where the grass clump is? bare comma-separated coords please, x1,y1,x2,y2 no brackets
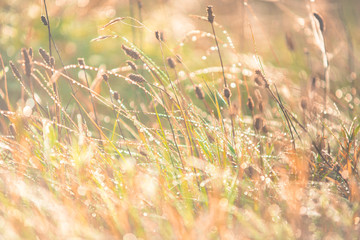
0,1,360,239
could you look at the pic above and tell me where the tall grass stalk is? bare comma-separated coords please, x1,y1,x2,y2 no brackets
78,59,103,147
206,6,236,146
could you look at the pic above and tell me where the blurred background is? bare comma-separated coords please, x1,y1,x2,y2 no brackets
1,0,359,65
0,0,359,114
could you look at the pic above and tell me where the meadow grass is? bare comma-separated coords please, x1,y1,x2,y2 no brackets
0,1,359,239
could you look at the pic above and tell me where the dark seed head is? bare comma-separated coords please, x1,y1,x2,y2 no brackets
121,45,140,60
126,60,137,72
39,48,51,65
50,57,55,67
254,115,265,132
78,58,85,67
9,123,17,137
223,87,231,99
155,31,160,41
207,6,215,23
301,97,308,110
285,32,295,52
195,85,204,100
247,97,254,112
9,61,21,80
127,73,146,84
41,15,48,26
155,31,164,41
167,57,176,69
244,166,258,178
28,48,33,59
102,73,109,82
254,70,266,87
255,70,263,76
21,48,32,77
113,91,119,101
311,76,317,91
313,12,325,33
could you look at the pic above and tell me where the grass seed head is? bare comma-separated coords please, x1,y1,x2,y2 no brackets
207,6,215,23
244,166,259,178
128,73,146,84
121,45,140,60
102,73,109,82
313,12,325,32
155,31,160,41
21,48,32,77
155,31,164,41
9,61,21,80
254,115,265,132
78,58,85,66
301,97,308,111
167,57,176,69
247,97,254,112
41,15,48,26
285,32,295,51
50,56,55,66
126,60,137,72
254,70,266,87
9,123,17,137
113,91,119,101
195,85,204,100
223,87,232,99
39,48,51,65
311,76,317,91
28,47,33,59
